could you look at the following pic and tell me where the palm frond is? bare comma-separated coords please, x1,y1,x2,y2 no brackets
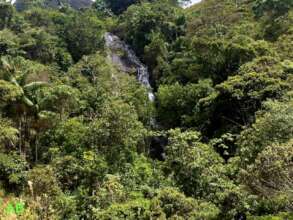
23,81,49,91
22,96,34,107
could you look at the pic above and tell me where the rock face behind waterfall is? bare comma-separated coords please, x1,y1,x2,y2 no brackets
104,32,155,101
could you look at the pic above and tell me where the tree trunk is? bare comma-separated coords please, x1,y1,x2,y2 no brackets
18,117,22,154
35,135,39,163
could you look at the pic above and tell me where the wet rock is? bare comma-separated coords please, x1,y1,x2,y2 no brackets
150,136,168,161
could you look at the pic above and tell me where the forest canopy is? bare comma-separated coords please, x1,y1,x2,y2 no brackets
0,0,292,219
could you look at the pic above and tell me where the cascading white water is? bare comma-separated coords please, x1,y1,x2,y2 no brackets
182,0,202,8
104,32,155,102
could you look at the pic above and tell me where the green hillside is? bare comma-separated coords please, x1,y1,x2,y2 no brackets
0,0,292,219
14,0,93,10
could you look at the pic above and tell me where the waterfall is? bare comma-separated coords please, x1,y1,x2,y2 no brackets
104,32,155,102
182,0,202,8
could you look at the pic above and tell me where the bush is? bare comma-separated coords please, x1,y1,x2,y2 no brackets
0,153,28,191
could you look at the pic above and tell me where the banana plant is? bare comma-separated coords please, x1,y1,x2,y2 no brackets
1,56,48,158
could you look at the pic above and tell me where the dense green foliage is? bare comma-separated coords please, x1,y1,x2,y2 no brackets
0,0,292,219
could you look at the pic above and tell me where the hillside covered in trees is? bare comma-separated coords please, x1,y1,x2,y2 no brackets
0,0,292,219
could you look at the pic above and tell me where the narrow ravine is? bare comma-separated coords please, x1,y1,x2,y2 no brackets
103,1,202,101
